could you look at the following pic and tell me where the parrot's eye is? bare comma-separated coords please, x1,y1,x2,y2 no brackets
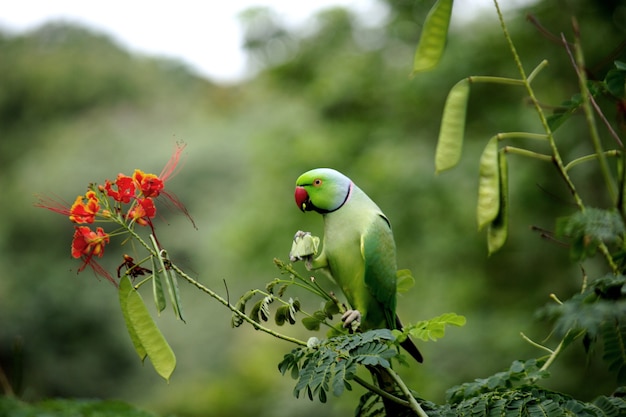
313,179,322,187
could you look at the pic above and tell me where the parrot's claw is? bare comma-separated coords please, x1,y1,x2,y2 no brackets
341,309,362,333
289,230,320,263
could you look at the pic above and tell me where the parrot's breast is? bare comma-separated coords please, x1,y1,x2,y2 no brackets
321,187,396,330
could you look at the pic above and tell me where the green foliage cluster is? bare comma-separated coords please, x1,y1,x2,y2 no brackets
279,329,397,402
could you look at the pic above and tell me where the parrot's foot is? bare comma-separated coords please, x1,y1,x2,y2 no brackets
289,231,320,267
341,309,362,333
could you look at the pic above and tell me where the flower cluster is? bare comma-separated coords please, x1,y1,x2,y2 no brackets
36,143,191,286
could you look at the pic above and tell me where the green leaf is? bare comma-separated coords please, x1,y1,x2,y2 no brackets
605,68,626,99
477,136,500,230
275,305,294,326
602,320,626,383
446,360,549,403
488,150,508,255
593,394,626,416
302,316,322,331
283,330,399,405
351,342,395,368
231,290,255,327
396,269,415,294
412,0,454,74
332,359,355,397
323,300,340,318
149,236,185,322
151,256,166,314
547,93,583,131
163,267,185,323
556,208,625,261
119,276,147,362
435,78,470,172
119,276,176,381
408,312,466,342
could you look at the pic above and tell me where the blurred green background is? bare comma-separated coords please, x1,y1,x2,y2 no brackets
1,0,625,416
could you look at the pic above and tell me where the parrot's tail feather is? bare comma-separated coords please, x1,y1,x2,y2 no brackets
400,337,423,363
396,316,424,363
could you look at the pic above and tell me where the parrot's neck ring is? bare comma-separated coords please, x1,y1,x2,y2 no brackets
317,182,352,214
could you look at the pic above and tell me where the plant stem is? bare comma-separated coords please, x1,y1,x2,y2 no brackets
502,146,553,162
527,59,549,83
122,225,308,346
275,259,335,302
539,329,586,372
520,332,554,354
352,375,411,408
564,150,620,172
495,0,619,273
493,0,584,210
467,75,525,86
562,27,617,203
386,368,429,417
168,260,308,346
497,132,549,142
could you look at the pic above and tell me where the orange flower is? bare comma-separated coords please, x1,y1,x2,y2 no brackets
69,190,100,224
132,169,164,198
71,226,109,258
105,174,136,203
71,226,116,286
126,197,156,226
132,143,196,229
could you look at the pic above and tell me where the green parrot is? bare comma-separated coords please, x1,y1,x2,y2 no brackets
291,168,423,363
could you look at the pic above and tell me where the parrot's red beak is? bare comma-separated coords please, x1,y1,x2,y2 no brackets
295,186,309,212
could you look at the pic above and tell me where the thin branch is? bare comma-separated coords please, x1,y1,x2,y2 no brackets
496,132,549,141
502,146,553,162
168,261,308,346
561,27,617,203
493,0,584,210
540,329,586,372
352,375,411,408
564,150,620,172
467,75,525,86
527,59,549,84
526,14,572,47
589,93,624,148
386,368,429,417
520,332,554,354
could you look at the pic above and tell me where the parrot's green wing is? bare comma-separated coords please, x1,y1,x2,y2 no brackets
361,213,398,329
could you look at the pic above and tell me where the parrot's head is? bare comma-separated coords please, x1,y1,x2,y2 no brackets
294,168,352,214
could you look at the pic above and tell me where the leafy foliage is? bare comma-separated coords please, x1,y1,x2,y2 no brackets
118,276,176,381
556,208,625,262
602,320,626,383
393,312,466,343
437,386,626,417
353,360,626,417
548,60,626,131
539,274,626,381
278,330,397,403
539,274,626,340
446,359,550,403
